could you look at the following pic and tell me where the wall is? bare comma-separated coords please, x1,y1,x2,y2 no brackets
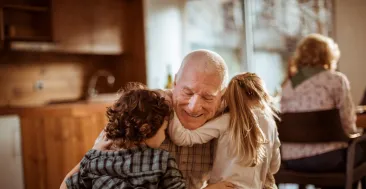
335,0,366,103
0,0,147,107
0,52,120,106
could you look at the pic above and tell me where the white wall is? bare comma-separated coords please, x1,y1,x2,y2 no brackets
335,0,366,104
144,0,185,89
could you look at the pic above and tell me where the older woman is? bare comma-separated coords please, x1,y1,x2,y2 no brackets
280,34,363,188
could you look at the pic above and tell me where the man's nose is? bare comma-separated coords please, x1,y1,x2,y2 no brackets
187,95,202,113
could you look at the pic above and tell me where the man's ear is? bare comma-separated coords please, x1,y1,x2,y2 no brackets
221,87,227,96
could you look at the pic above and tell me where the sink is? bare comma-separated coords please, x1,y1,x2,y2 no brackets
87,93,119,103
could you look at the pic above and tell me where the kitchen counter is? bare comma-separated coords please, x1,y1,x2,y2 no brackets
0,101,113,117
0,101,112,189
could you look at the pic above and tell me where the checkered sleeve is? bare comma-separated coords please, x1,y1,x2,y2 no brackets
66,150,98,189
159,153,186,189
65,172,87,189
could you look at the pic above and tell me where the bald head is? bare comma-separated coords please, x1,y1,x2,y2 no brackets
176,49,228,90
172,49,228,130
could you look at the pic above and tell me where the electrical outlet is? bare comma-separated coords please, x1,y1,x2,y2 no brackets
34,80,44,91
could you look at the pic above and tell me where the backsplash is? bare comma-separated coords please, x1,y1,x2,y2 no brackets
0,52,121,107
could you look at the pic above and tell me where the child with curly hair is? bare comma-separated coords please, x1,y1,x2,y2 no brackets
63,83,185,189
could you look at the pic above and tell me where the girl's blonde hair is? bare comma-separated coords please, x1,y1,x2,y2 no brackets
293,33,340,70
224,72,278,167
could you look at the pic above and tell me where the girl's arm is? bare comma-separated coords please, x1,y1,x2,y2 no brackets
168,113,230,146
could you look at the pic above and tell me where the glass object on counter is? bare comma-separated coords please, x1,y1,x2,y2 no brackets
165,65,173,89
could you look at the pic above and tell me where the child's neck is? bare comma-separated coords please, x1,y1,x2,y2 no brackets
110,141,149,150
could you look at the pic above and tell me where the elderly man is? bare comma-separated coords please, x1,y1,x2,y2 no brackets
60,49,232,189
160,49,229,188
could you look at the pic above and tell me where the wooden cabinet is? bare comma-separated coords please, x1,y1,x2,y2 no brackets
91,1,123,54
0,0,53,48
52,0,93,54
1,0,124,54
52,0,123,55
0,103,110,189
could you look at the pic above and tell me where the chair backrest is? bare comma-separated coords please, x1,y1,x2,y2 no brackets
361,89,366,105
277,109,350,143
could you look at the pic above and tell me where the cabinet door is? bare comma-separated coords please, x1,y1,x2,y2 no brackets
0,115,24,189
52,0,94,54
0,9,3,49
52,0,123,54
92,0,123,54
21,112,107,189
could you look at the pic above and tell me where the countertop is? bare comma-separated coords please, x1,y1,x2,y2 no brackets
0,102,113,117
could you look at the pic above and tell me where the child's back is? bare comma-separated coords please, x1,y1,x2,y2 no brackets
67,145,183,189
170,110,279,188
209,110,280,188
65,83,185,189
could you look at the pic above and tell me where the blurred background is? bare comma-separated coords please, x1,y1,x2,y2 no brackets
0,0,365,189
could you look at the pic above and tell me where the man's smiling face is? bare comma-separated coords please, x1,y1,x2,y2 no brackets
172,60,223,130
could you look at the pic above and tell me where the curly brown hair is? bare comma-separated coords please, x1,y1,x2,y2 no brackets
104,83,172,148
293,33,340,69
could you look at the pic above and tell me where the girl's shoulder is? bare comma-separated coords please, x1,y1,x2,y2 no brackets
253,109,277,131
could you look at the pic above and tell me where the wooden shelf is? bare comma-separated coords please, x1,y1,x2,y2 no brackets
5,36,53,42
3,4,49,12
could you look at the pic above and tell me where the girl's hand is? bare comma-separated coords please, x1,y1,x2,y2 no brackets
92,130,113,151
205,181,236,189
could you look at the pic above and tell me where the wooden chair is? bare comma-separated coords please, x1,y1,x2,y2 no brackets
275,109,366,189
360,89,366,105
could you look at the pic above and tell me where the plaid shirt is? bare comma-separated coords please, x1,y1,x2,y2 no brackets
66,145,185,189
160,138,215,189
157,89,216,189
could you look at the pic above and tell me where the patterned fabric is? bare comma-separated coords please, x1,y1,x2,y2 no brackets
66,145,185,189
280,70,359,160
158,88,215,188
160,138,215,189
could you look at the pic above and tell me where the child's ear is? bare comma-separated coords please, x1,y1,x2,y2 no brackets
165,111,174,121
139,123,151,136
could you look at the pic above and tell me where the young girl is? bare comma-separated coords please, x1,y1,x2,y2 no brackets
169,72,281,189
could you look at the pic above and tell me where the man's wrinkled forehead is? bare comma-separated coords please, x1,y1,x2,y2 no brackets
180,60,222,80
179,71,223,95
182,84,221,97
